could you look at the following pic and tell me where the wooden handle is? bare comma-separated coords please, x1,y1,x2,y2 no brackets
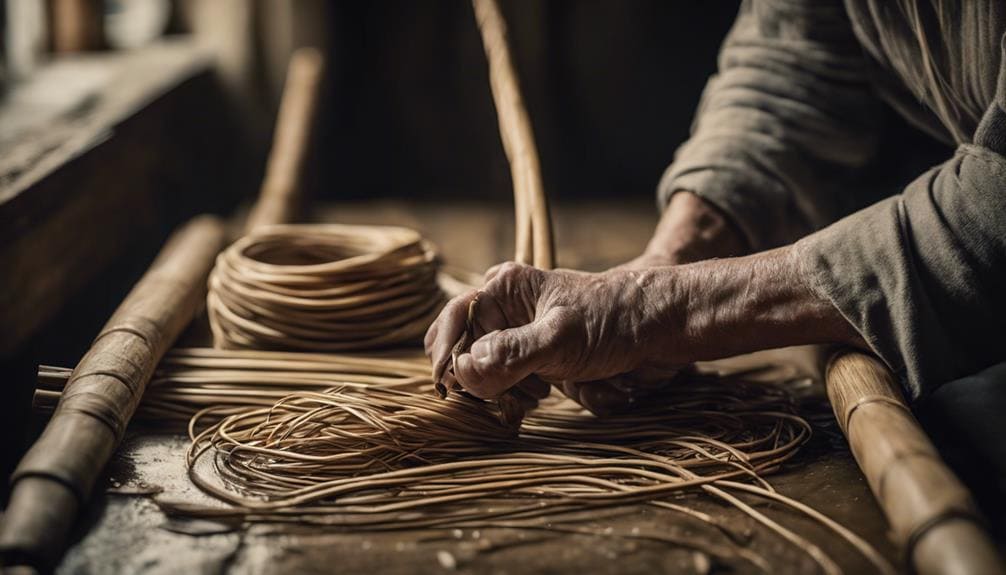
826,351,1004,575
0,216,227,569
244,47,324,233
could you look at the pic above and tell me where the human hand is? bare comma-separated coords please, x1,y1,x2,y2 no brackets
595,190,748,406
424,262,685,415
426,246,867,416
620,190,747,271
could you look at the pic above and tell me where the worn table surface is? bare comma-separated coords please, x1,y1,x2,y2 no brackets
56,200,898,574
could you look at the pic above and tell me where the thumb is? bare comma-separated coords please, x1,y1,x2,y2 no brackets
454,307,575,399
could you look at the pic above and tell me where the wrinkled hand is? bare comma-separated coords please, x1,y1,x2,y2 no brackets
425,262,684,415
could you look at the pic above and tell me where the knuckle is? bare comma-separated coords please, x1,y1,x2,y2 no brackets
484,262,504,279
476,332,526,375
497,334,526,371
481,334,519,371
496,261,523,277
495,261,526,281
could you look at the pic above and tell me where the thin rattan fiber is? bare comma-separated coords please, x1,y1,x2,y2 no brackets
113,348,891,575
207,224,445,352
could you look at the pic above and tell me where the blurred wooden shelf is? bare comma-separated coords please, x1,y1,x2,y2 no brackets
0,39,240,358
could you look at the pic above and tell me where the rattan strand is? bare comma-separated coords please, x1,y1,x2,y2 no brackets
207,224,445,352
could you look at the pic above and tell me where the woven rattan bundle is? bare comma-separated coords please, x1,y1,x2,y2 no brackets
207,224,445,352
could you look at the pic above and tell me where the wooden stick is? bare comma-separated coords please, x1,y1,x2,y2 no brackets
244,47,324,233
450,0,557,426
826,350,1005,575
471,0,554,269
0,216,227,569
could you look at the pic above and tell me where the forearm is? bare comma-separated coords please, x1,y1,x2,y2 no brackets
642,246,866,364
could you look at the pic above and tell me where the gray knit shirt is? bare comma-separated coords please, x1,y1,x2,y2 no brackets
658,0,1006,400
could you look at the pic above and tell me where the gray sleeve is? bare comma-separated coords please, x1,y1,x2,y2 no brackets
659,0,883,250
795,46,1006,400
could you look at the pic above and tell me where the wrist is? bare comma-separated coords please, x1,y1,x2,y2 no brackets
611,266,690,366
646,191,747,265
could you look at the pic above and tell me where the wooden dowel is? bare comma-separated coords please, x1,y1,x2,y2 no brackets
244,47,324,233
826,350,1005,575
0,215,227,569
472,0,554,269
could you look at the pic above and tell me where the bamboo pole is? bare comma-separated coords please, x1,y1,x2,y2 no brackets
826,351,1005,575
0,216,227,568
244,47,324,233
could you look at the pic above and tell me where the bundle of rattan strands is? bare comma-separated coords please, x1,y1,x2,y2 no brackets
37,348,434,427
135,354,891,575
207,224,445,352
35,348,893,572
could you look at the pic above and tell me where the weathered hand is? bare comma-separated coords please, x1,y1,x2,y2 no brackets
623,190,747,270
425,262,684,415
591,190,748,408
426,247,867,416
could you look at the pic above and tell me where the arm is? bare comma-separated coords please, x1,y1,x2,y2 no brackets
653,0,882,254
426,70,1006,409
425,250,864,413
627,191,746,268
794,44,1006,400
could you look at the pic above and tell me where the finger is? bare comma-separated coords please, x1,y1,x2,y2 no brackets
480,262,542,326
454,307,574,399
517,375,551,400
483,262,507,283
423,318,439,355
606,374,637,394
576,381,633,416
558,380,631,415
510,386,539,413
559,380,579,401
427,289,478,383
471,291,509,337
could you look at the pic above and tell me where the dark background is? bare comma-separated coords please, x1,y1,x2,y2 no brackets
318,1,741,202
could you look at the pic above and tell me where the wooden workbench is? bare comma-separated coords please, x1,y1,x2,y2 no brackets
54,200,898,574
